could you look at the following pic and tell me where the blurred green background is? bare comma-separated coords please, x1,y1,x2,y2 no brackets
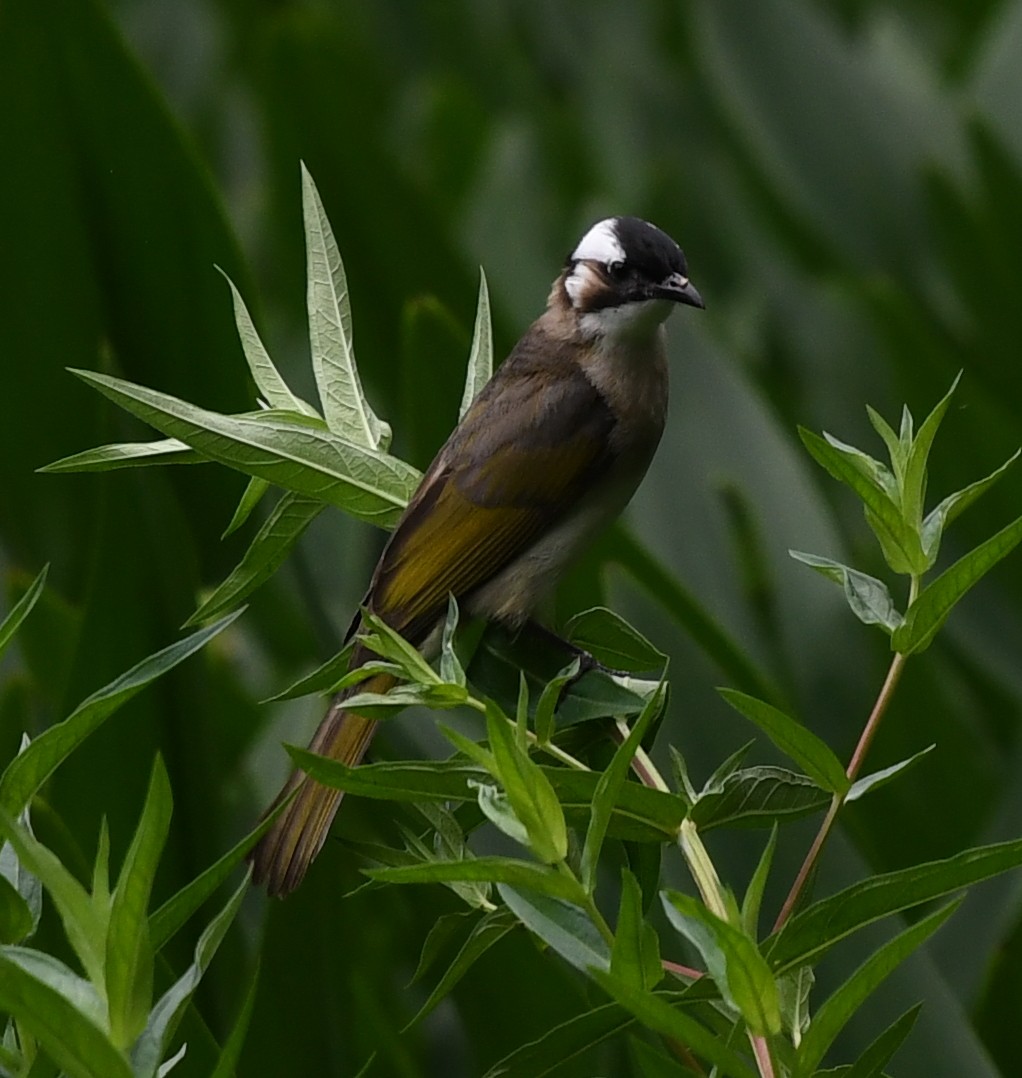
2,0,1022,1074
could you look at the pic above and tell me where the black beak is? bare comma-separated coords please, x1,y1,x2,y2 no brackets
655,272,705,309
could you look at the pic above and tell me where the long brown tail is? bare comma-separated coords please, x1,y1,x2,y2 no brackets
250,672,394,897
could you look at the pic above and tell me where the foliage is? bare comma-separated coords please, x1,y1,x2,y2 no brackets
4,1,1022,1075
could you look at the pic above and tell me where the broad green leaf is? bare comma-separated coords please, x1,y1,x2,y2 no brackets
846,745,934,802
0,949,131,1078
39,439,199,472
0,874,33,945
581,680,666,892
0,565,47,664
920,450,1020,563
485,703,567,863
404,907,516,1030
221,476,270,538
800,428,922,574
718,688,850,795
498,883,608,973
588,972,759,1078
610,869,662,990
287,749,487,800
217,267,316,416
694,766,828,830
742,825,778,940
662,891,781,1035
796,900,959,1074
900,373,961,529
186,494,322,625
564,607,667,672
0,611,243,816
842,1003,922,1078
366,858,586,904
409,910,476,986
106,758,173,1048
481,1002,635,1078
892,513,1022,654
302,163,390,449
70,369,420,526
788,552,902,634
131,873,248,1078
458,268,493,419
767,837,1022,973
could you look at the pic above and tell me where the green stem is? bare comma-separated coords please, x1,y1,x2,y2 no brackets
557,861,614,946
772,579,917,932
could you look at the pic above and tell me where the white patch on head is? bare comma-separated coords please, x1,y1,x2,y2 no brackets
564,261,601,306
571,219,624,264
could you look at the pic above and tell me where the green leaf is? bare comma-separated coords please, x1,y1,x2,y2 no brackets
532,660,580,746
693,766,829,830
217,267,316,417
799,427,922,574
892,512,1022,654
767,837,1022,973
358,608,439,685
820,431,898,500
921,450,1020,564
788,552,902,633
0,873,33,945
131,873,249,1078
564,607,667,673
842,1003,922,1078
588,973,759,1078
498,883,608,973
662,891,781,1035
473,780,531,848
481,1002,635,1078
458,268,493,419
106,758,172,1048
796,900,959,1074
581,680,666,892
302,163,390,449
0,565,47,664
366,858,586,904
865,405,906,481
718,688,849,795
266,643,354,700
221,476,270,538
404,907,516,1030
0,611,243,816
70,369,420,527
0,949,131,1078
209,958,261,1078
741,824,778,940
187,493,323,625
777,965,813,1048
286,749,487,800
485,702,567,864
39,439,200,472
846,745,934,802
439,595,465,687
900,373,960,530
610,869,662,990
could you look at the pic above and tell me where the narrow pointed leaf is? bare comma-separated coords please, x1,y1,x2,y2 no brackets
367,858,586,904
70,369,419,526
0,875,33,945
0,566,47,664
0,611,243,815
742,825,778,940
459,268,493,419
843,1003,922,1078
865,405,905,480
40,439,199,473
796,901,959,1074
767,837,1022,973
820,432,897,499
187,493,322,625
498,883,608,972
209,959,261,1078
266,643,355,700
221,477,270,538
302,164,390,449
846,746,934,802
610,869,662,990
892,513,1022,654
901,373,961,529
719,688,849,794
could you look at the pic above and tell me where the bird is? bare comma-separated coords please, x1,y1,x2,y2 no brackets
250,215,704,896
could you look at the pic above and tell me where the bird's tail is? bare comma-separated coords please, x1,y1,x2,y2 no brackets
250,672,394,897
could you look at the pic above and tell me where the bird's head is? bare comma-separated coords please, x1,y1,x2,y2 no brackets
559,216,703,340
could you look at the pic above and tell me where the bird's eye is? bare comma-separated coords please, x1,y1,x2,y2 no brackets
606,260,627,280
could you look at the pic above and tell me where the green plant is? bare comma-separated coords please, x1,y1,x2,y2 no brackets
0,578,263,1077
39,168,1022,1075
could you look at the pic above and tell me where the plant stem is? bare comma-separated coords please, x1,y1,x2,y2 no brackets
749,1032,776,1078
772,642,911,932
615,718,671,792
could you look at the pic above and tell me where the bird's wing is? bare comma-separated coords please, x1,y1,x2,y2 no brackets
367,353,616,645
